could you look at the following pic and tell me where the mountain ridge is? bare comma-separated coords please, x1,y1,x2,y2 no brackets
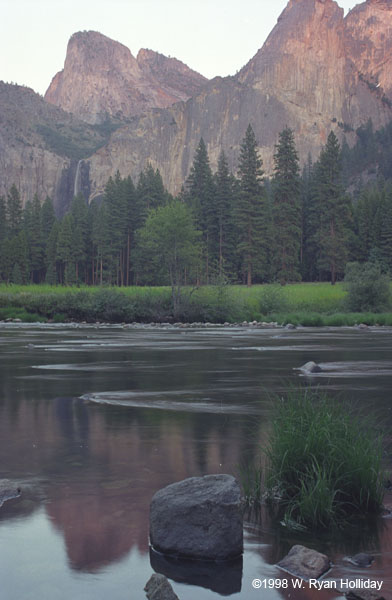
2,0,392,210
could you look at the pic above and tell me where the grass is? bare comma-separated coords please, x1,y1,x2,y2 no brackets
261,390,385,529
0,282,390,324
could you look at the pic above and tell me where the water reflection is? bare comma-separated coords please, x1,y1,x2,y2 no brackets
0,324,391,599
150,549,243,595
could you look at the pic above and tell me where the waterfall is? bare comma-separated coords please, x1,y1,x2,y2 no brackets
73,160,82,198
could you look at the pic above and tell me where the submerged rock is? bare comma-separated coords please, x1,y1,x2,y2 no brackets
0,480,21,508
278,545,330,580
150,474,243,560
144,574,179,600
299,361,322,374
344,553,374,568
345,590,385,600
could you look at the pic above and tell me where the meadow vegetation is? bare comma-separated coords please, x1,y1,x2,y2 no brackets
0,282,391,324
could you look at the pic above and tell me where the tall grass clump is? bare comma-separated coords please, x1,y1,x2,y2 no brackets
264,390,385,529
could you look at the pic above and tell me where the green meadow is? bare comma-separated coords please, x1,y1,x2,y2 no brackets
0,282,391,325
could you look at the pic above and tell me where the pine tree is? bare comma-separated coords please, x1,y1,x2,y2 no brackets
272,128,302,283
26,194,45,282
91,201,111,285
70,194,89,282
41,197,56,240
214,151,235,278
379,185,392,273
56,215,75,285
313,132,351,284
124,175,144,285
137,164,169,212
0,196,6,245
104,172,128,284
236,125,268,286
185,138,216,282
6,184,23,237
45,222,60,285
9,231,30,284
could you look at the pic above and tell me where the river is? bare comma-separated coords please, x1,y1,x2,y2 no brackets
0,323,391,599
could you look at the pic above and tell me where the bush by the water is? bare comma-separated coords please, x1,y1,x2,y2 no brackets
263,390,384,529
344,262,391,312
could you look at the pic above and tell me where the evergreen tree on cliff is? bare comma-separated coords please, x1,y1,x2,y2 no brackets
236,125,268,286
272,128,301,283
313,132,350,284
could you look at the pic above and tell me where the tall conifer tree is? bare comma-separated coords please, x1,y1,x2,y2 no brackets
236,125,268,286
272,128,301,282
185,138,216,282
313,132,350,284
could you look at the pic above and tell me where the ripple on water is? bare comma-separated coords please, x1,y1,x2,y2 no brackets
80,391,262,415
299,361,392,378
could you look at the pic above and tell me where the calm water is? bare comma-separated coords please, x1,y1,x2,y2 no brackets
0,323,391,600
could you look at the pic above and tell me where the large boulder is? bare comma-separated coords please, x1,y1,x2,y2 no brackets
150,474,243,560
278,545,330,580
0,480,20,508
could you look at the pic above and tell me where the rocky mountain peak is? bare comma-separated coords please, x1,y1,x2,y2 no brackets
136,48,207,100
45,31,207,124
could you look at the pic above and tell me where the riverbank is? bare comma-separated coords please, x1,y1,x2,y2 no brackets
0,283,391,326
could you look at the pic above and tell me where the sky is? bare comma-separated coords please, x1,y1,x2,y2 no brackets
2,0,359,96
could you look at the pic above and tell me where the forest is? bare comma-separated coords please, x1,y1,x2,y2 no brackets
1,121,392,289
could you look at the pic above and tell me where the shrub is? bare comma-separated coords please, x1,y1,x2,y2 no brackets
258,285,289,315
344,262,391,312
263,390,384,529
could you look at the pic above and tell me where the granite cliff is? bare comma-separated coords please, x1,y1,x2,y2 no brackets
86,0,392,200
44,31,207,124
2,0,392,210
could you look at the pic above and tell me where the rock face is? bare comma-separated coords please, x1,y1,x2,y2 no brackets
45,31,207,124
85,0,392,199
3,0,392,210
0,82,108,213
149,475,243,561
345,0,392,99
144,574,179,600
278,544,331,580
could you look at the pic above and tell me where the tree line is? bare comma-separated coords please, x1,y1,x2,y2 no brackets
0,125,391,287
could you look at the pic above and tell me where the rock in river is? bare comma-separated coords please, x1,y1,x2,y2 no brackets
278,545,330,580
299,361,322,374
0,480,21,508
144,574,179,600
344,553,374,568
346,590,385,600
150,474,243,560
